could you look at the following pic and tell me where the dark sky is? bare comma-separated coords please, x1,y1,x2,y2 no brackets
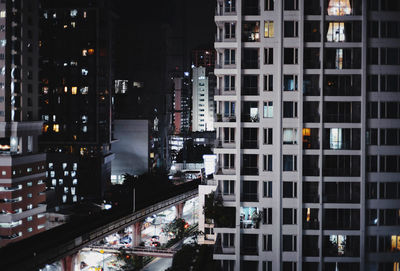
113,0,216,77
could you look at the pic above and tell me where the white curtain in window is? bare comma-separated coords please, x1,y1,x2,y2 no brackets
330,128,342,149
327,0,352,16
283,128,296,143
327,22,346,42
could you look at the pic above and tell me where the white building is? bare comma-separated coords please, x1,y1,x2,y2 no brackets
192,67,215,132
208,0,400,270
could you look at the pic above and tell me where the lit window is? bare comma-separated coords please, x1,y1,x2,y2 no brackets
82,126,87,133
283,128,298,144
82,49,87,56
64,187,68,193
0,11,6,18
1,170,5,175
71,86,77,95
80,87,88,94
0,39,5,47
81,69,88,76
64,86,68,93
27,216,32,221
62,195,67,203
64,171,69,176
52,179,56,186
264,21,274,38
53,124,59,132
27,182,32,187
327,0,352,16
327,22,345,42
330,128,342,149
71,187,76,195
73,195,77,202
83,11,87,18
27,227,33,232
59,179,63,185
88,49,94,55
263,101,273,118
70,9,78,17
71,22,76,28
71,171,76,177
72,179,78,185
392,235,400,252
73,163,77,171
27,204,33,210
27,193,32,198
48,163,53,169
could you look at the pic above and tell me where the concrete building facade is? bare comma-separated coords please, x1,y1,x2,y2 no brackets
0,0,47,247
211,0,400,270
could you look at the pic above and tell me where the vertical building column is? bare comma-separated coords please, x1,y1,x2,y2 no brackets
61,253,77,271
132,221,143,247
175,202,185,219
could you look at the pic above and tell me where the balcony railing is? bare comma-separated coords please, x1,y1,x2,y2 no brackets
241,114,259,122
303,221,320,230
241,167,259,176
241,246,258,255
303,195,320,203
303,168,320,176
323,168,360,177
240,193,258,202
215,114,236,122
241,140,258,149
241,87,259,96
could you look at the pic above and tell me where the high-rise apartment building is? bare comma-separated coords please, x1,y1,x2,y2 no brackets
0,0,47,247
39,0,114,207
212,0,400,270
192,66,215,132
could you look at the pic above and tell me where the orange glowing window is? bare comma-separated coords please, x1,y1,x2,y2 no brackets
53,124,59,133
43,124,49,132
88,49,94,55
306,208,311,222
71,87,77,95
392,235,400,252
302,128,311,137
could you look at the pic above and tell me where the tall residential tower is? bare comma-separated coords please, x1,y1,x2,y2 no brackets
212,0,400,270
0,0,46,247
39,0,114,207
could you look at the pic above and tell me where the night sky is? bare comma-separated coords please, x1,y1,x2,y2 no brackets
114,0,216,77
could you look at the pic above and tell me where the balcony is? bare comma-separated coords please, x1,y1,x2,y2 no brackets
213,234,235,255
303,195,320,203
240,207,260,229
215,114,236,122
303,220,320,230
241,87,259,96
303,168,320,176
240,193,258,202
241,167,258,176
241,114,259,123
215,88,236,96
323,167,360,177
241,140,258,149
